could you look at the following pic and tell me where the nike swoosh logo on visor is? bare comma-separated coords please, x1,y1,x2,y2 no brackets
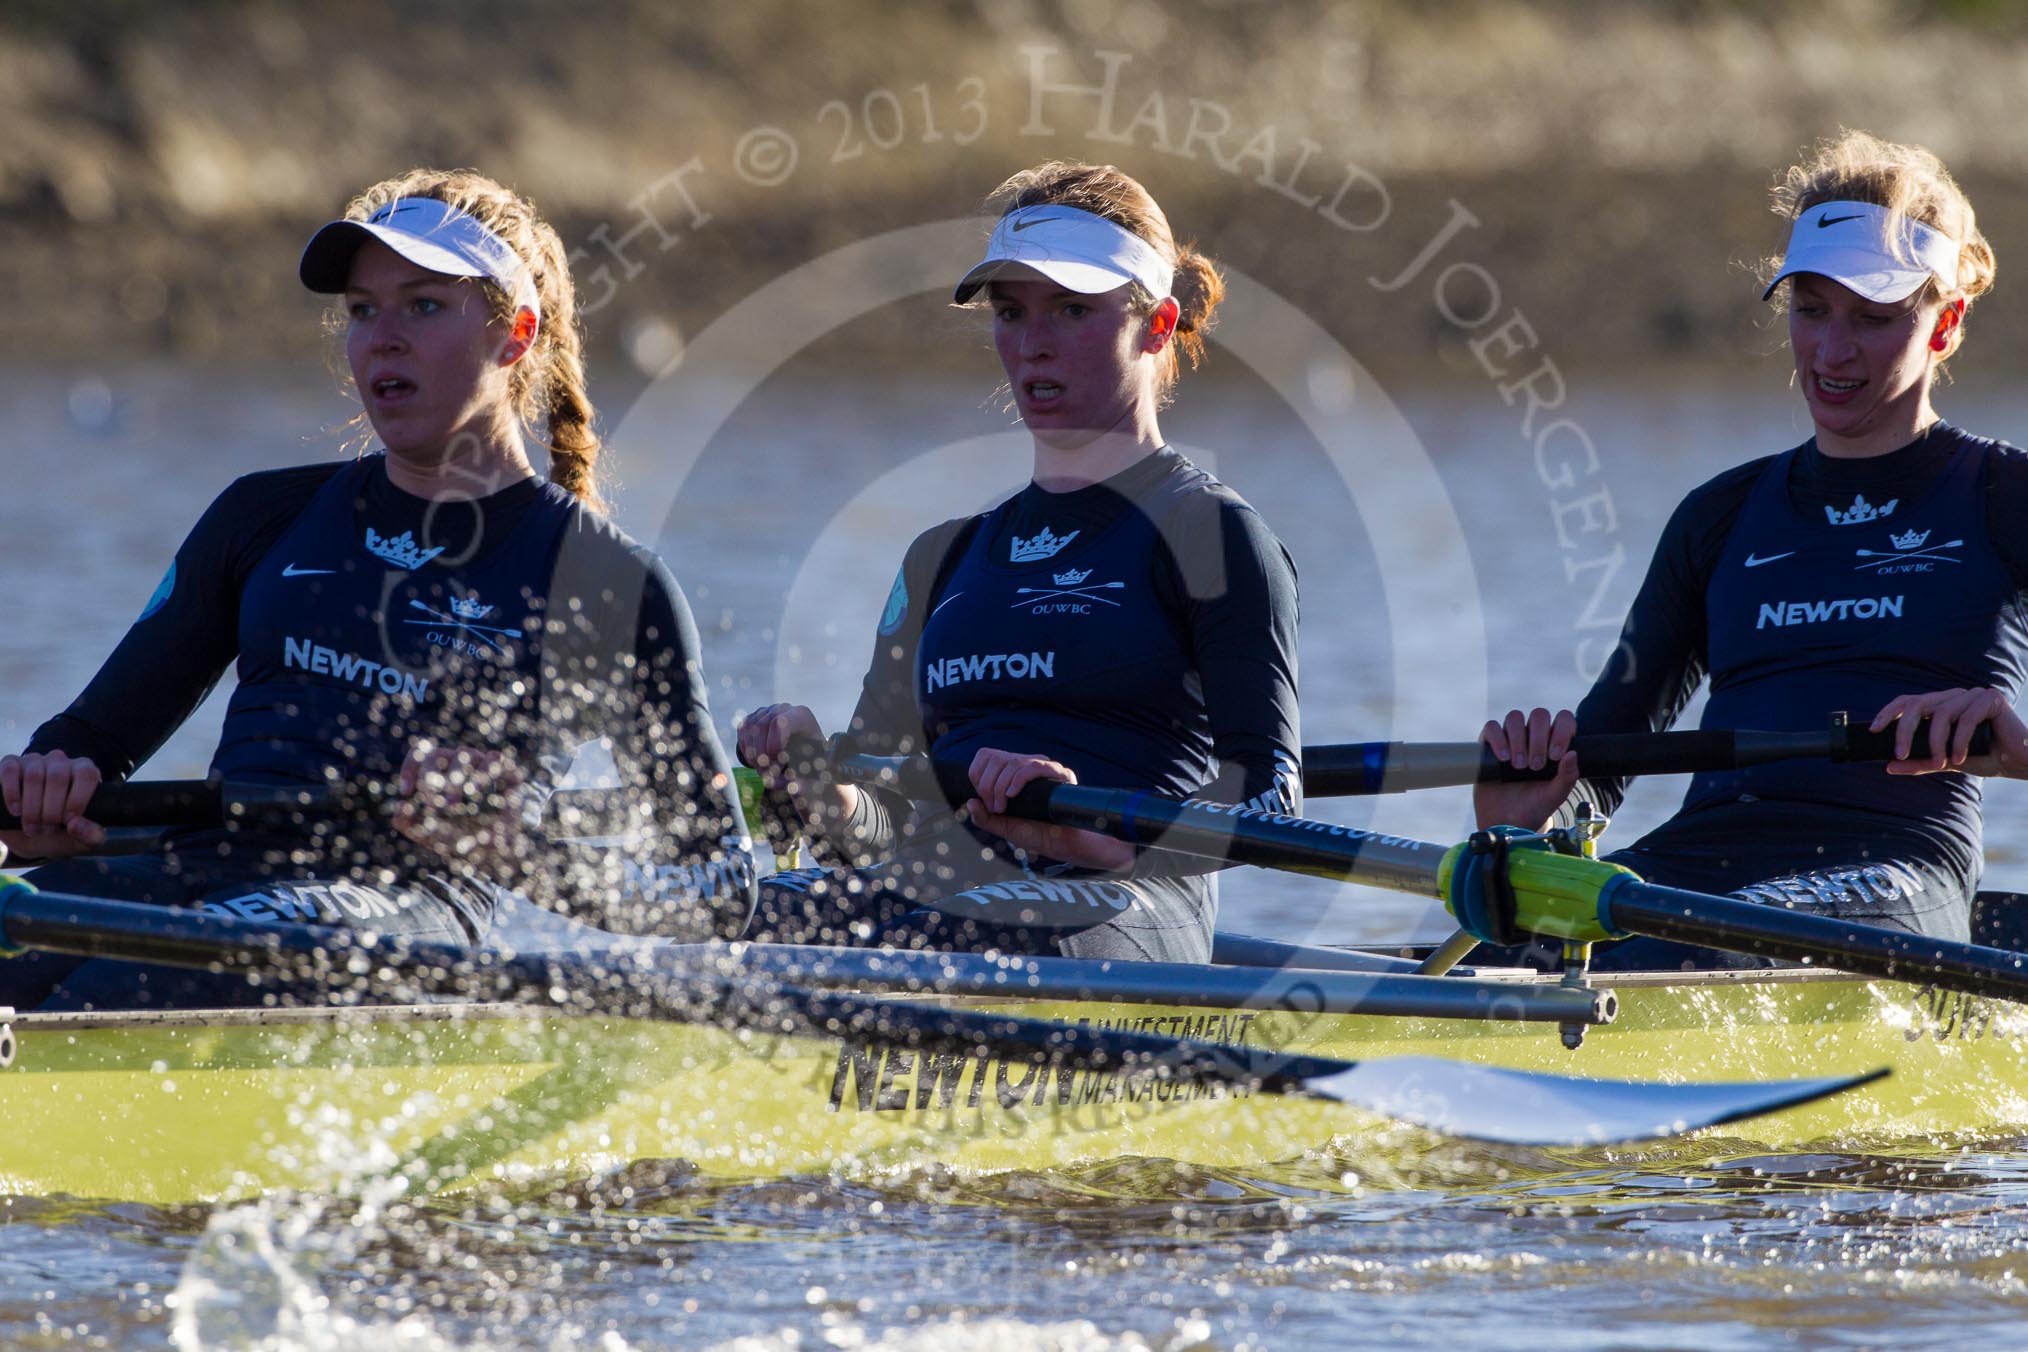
1742,552,1795,568
1817,213,1865,228
1011,215,1067,232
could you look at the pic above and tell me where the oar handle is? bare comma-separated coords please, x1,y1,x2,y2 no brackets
0,780,636,832
0,778,235,829
1304,730,1755,795
1834,715,1994,764
1304,713,1995,795
9,712,1992,830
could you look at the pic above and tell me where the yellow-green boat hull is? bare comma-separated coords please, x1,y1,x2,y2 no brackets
4,969,2024,1204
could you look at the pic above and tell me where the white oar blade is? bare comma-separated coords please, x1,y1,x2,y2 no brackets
1301,1055,1888,1146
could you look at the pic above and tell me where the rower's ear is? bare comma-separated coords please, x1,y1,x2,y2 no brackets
1930,299,1966,354
501,306,540,366
1142,297,1180,355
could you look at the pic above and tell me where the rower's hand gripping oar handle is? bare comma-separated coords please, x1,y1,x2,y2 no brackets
797,735,1066,823
1305,710,1997,795
0,777,462,831
1305,730,1755,795
0,771,803,866
1831,710,1997,763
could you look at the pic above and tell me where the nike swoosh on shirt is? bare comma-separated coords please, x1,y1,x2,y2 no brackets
1817,213,1865,228
1742,552,1796,568
282,564,335,577
929,591,966,618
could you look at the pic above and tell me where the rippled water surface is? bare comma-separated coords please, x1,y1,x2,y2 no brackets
7,361,2028,1347
12,1145,2028,1350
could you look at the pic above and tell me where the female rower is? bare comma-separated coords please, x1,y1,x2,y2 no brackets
1476,131,2028,968
0,169,756,1008
736,161,1301,961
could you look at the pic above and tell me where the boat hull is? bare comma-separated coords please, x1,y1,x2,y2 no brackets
4,969,2025,1203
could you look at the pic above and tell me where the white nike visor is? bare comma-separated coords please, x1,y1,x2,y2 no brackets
953,205,1175,304
1762,200,1958,304
300,196,540,318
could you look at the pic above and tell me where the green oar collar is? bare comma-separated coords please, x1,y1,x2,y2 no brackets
1439,829,1639,946
0,873,34,958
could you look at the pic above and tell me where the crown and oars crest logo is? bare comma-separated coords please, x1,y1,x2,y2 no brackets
1853,524,1963,570
1052,567,1091,586
403,589,515,654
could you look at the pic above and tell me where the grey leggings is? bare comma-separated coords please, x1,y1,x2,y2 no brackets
745,843,1216,962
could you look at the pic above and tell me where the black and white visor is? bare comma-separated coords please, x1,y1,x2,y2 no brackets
953,205,1175,304
1762,200,1958,304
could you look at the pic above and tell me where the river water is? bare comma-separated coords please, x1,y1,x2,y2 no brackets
4,354,2028,1348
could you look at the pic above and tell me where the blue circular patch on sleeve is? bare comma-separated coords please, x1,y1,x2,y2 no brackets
137,559,176,622
876,566,908,636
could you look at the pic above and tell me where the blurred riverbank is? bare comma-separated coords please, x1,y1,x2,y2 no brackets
9,0,2028,377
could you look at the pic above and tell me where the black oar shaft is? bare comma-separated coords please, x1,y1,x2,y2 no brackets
711,942,1609,1024
0,886,1361,1090
1055,784,2028,1003
1,890,471,987
1606,883,2028,1003
846,751,1451,900
1047,782,1451,898
833,749,2028,1005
